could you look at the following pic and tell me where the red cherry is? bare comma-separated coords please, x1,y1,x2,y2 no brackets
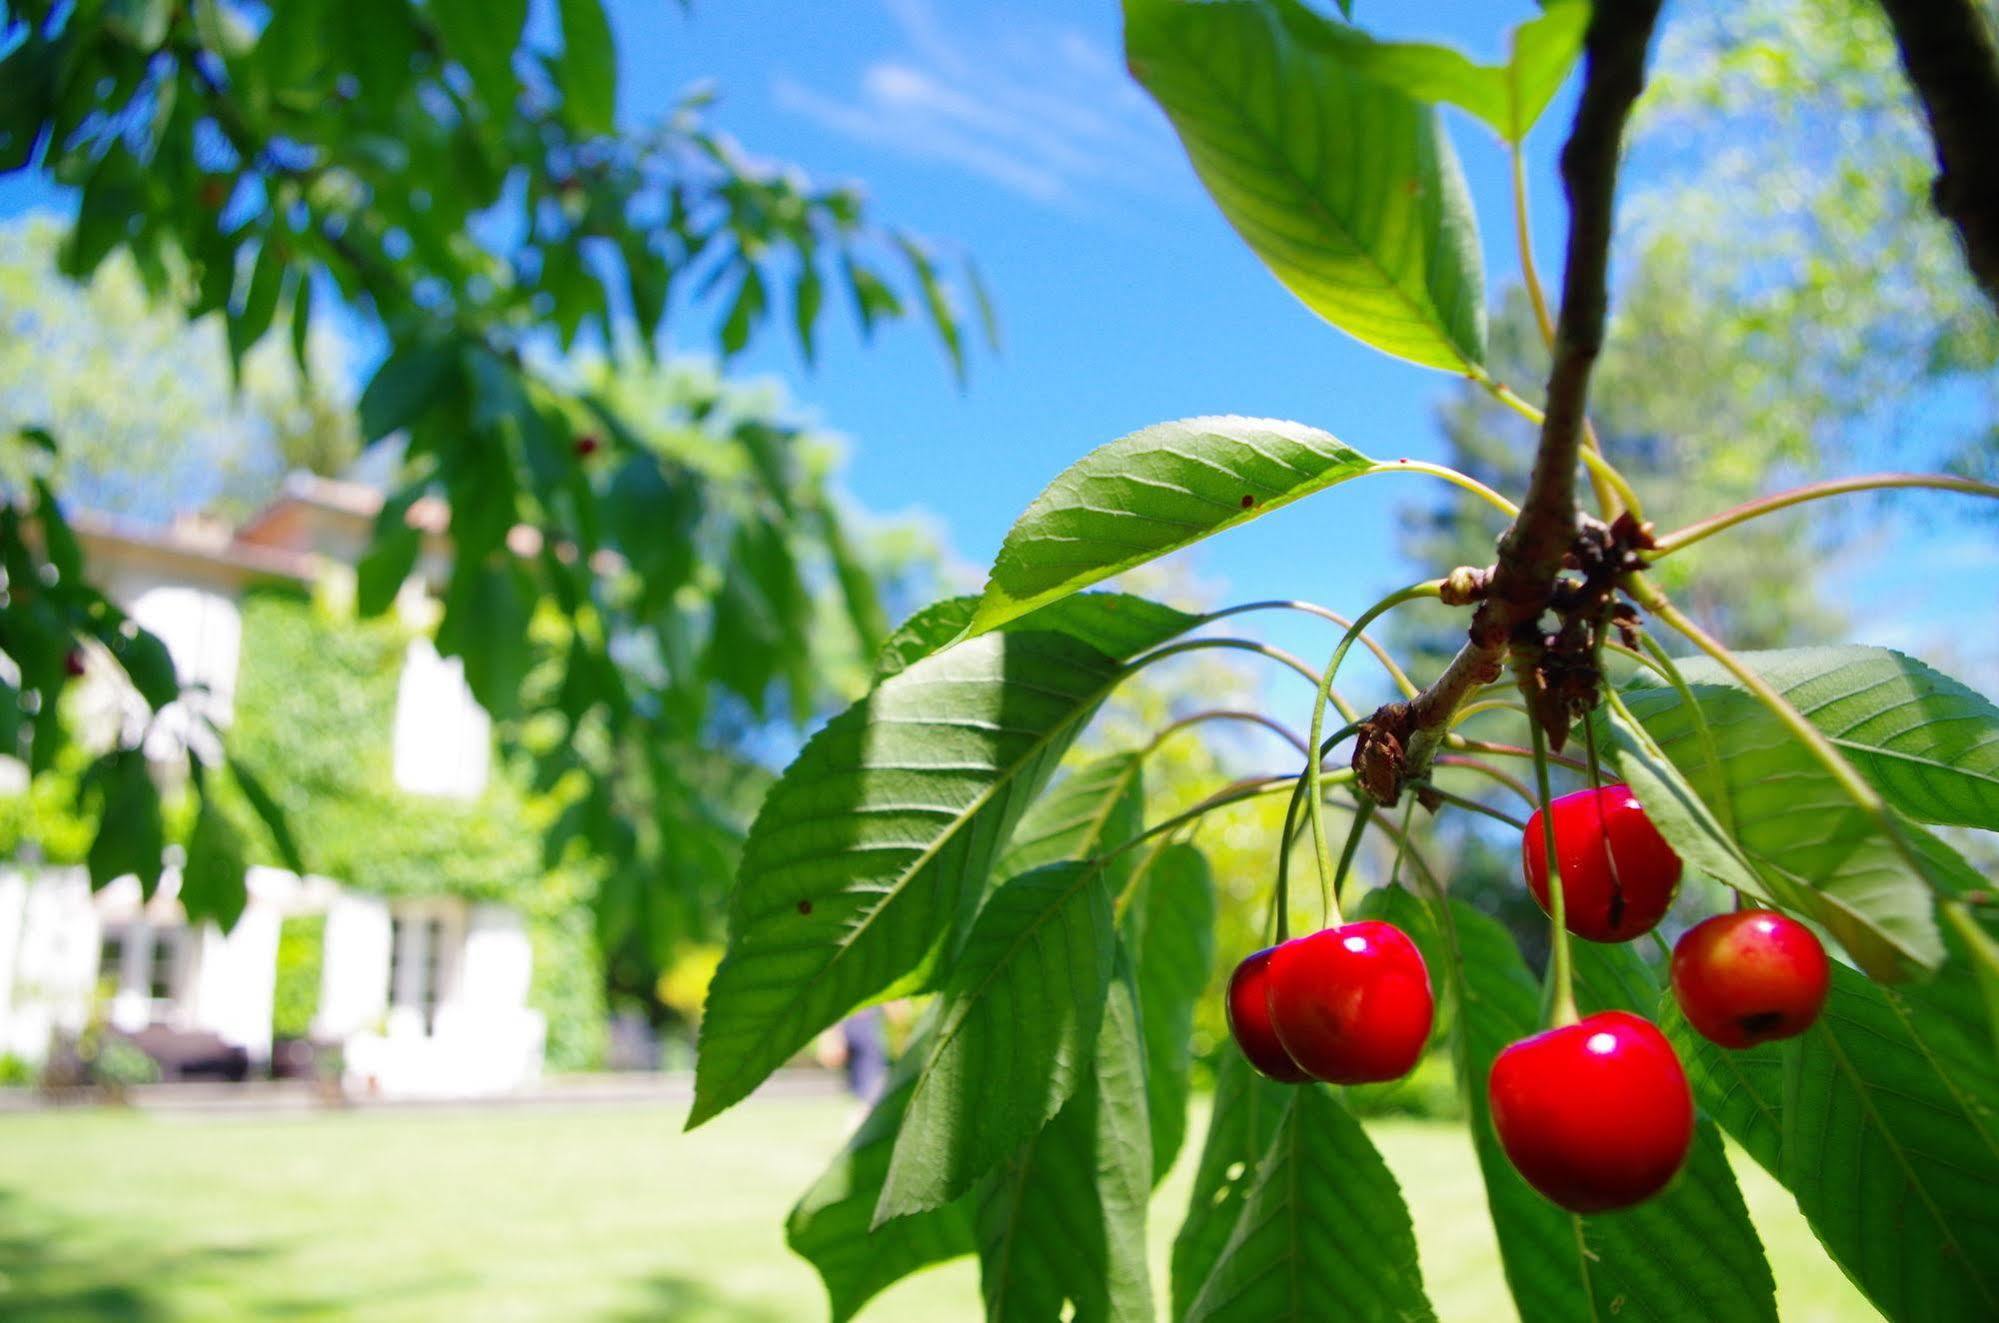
1226,947,1308,1082
64,649,87,678
1265,921,1434,1085
574,433,601,457
1522,783,1682,943
1488,1010,1693,1212
1671,910,1830,1048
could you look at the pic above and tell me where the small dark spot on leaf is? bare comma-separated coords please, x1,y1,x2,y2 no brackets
797,899,813,915
1240,494,1256,509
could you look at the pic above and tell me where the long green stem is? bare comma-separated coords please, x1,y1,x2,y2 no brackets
1469,369,1644,523
1530,719,1580,1028
1451,697,1531,725
1332,796,1376,919
1126,637,1345,716
1446,735,1588,773
1651,472,1999,556
1145,708,1310,760
1434,754,1539,808
1203,599,1418,698
1305,582,1444,916
1371,458,1521,520
1428,787,1530,832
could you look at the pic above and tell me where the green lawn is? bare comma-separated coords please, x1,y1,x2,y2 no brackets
0,1095,1876,1321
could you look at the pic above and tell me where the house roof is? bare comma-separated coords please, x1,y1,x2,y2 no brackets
69,508,320,587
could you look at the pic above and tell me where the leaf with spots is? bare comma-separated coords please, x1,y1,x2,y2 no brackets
1169,1051,1295,1318
966,416,1399,636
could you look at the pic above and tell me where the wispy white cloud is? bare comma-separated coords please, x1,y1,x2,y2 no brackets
771,0,1178,209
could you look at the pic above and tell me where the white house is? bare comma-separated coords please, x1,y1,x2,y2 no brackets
0,477,545,1097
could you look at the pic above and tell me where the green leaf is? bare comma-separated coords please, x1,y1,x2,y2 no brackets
87,611,179,712
1671,957,1999,1320
228,239,285,368
1169,1051,1294,1319
993,754,1146,882
181,794,248,930
354,486,425,617
893,232,965,384
719,264,767,357
689,597,1193,1130
878,861,1118,1220
1184,1082,1434,1322
874,597,978,681
555,0,617,135
432,0,527,123
787,1034,976,1323
438,561,532,720
358,341,458,443
1613,648,1993,976
1124,0,1485,370
1372,887,1778,1323
1274,0,1587,143
31,478,81,586
973,958,1153,1322
1121,840,1214,1182
228,756,305,876
85,748,166,897
793,263,824,366
1697,647,1999,832
968,416,1377,637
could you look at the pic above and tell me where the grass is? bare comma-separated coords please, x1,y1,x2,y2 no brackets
0,1094,1876,1321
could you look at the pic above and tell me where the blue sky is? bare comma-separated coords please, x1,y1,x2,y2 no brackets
4,0,1993,694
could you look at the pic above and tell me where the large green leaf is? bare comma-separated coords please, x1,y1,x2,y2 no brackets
181,791,248,930
786,1033,975,1323
1613,648,1994,976
689,597,1191,1129
1686,647,1999,831
973,961,1153,1322
1184,1083,1435,1322
878,860,1118,1220
1373,887,1777,1322
84,748,166,897
1276,0,1587,143
1169,1051,1295,1319
1670,956,1999,1321
431,0,527,124
1121,840,1215,1182
1125,0,1485,370
967,417,1380,636
993,754,1146,882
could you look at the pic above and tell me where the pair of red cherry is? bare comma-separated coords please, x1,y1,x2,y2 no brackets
1492,784,1833,1211
1226,921,1434,1086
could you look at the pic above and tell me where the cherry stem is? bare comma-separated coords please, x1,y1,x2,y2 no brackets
1145,708,1311,761
1530,719,1581,1029
1651,472,1999,556
1305,581,1445,917
1125,637,1351,719
1202,599,1419,698
1331,795,1376,918
1447,736,1588,773
1369,458,1522,521
1426,786,1529,832
1433,754,1538,808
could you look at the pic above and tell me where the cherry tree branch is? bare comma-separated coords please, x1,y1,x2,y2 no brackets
1354,0,1665,804
1877,0,1999,311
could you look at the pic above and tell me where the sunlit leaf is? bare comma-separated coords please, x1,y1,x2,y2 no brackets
1125,0,1486,370
967,416,1380,636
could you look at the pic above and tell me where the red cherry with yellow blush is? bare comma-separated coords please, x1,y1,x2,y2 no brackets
1264,921,1433,1085
1672,909,1831,1048
1522,783,1682,943
1226,947,1308,1082
1488,1010,1694,1212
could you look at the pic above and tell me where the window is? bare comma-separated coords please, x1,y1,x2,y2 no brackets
95,924,186,1013
387,910,457,1034
392,638,492,799
98,932,126,997
148,932,179,1001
